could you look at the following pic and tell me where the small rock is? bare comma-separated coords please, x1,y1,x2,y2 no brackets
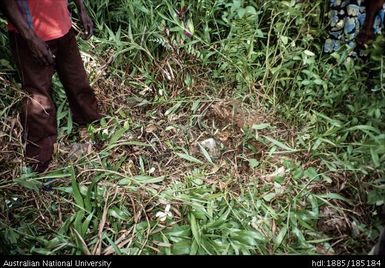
262,167,286,181
145,124,158,133
199,138,221,159
67,142,92,161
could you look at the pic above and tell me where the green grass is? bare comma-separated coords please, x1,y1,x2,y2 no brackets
0,0,384,255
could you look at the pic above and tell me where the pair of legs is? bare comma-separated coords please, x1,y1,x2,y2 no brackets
9,29,101,173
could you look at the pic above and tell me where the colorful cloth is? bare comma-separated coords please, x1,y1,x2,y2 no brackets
7,0,72,41
324,0,385,53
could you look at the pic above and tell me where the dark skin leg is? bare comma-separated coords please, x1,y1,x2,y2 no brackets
357,0,385,47
355,0,385,92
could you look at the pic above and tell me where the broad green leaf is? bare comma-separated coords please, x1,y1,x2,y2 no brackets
71,168,84,209
274,226,288,248
262,192,276,202
176,152,204,165
190,214,201,245
263,136,296,152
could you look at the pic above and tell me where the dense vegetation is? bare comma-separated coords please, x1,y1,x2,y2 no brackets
0,0,384,254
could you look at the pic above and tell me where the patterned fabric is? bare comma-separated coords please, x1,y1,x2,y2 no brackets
324,0,385,53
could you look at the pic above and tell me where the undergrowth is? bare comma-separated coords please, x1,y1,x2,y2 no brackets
0,0,384,255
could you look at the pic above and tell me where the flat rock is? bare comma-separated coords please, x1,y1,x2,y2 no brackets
199,138,221,159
